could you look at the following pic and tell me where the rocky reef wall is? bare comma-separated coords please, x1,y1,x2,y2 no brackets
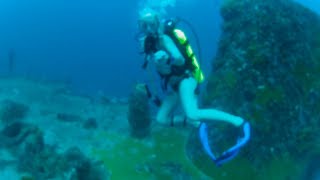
203,0,320,165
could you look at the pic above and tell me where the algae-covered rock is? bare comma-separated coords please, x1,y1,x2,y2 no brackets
0,122,41,149
18,143,108,180
92,129,209,179
0,120,107,179
197,0,320,168
301,153,320,180
0,99,29,124
128,83,152,138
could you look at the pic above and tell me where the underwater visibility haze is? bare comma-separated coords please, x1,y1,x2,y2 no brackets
0,0,319,179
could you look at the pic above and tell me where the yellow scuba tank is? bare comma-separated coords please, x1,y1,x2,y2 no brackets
163,18,205,83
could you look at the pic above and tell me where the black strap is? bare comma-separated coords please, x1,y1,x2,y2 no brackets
170,116,187,127
144,84,162,107
142,56,149,69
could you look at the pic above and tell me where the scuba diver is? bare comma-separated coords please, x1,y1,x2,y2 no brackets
137,8,250,166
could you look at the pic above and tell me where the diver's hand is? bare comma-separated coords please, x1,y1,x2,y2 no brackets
154,50,169,64
154,50,171,75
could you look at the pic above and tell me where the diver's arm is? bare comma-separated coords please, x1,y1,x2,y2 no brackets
162,35,185,66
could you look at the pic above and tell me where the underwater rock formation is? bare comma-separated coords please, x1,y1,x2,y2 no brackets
0,99,29,125
0,122,108,179
301,153,320,180
56,112,83,123
128,83,152,138
17,144,108,180
0,122,41,149
190,0,320,168
83,117,98,129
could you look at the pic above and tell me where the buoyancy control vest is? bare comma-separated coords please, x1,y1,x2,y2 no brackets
143,18,205,84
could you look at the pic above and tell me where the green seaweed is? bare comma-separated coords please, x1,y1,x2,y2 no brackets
257,156,301,180
223,70,237,88
193,155,257,179
205,70,237,103
254,86,285,107
246,42,268,68
204,74,225,102
192,152,302,180
90,128,320,180
221,0,237,10
91,128,207,179
291,61,318,93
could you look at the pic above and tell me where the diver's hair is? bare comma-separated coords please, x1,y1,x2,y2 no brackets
138,7,161,35
138,0,176,20
138,7,160,20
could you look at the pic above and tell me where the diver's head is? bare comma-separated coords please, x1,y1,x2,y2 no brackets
138,8,160,36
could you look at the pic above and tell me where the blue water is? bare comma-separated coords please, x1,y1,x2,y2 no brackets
0,0,319,97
